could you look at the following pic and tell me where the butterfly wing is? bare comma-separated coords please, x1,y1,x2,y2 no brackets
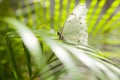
61,4,88,45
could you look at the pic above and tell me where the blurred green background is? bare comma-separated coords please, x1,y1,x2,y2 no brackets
0,0,120,80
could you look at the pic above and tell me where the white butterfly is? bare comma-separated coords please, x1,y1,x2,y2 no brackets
58,4,88,45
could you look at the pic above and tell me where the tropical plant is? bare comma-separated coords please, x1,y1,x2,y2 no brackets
0,0,120,80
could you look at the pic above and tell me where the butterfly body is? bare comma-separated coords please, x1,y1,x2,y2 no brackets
58,4,88,45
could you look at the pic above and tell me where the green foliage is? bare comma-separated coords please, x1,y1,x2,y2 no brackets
0,0,120,80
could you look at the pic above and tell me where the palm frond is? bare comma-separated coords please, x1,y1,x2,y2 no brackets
0,0,120,80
